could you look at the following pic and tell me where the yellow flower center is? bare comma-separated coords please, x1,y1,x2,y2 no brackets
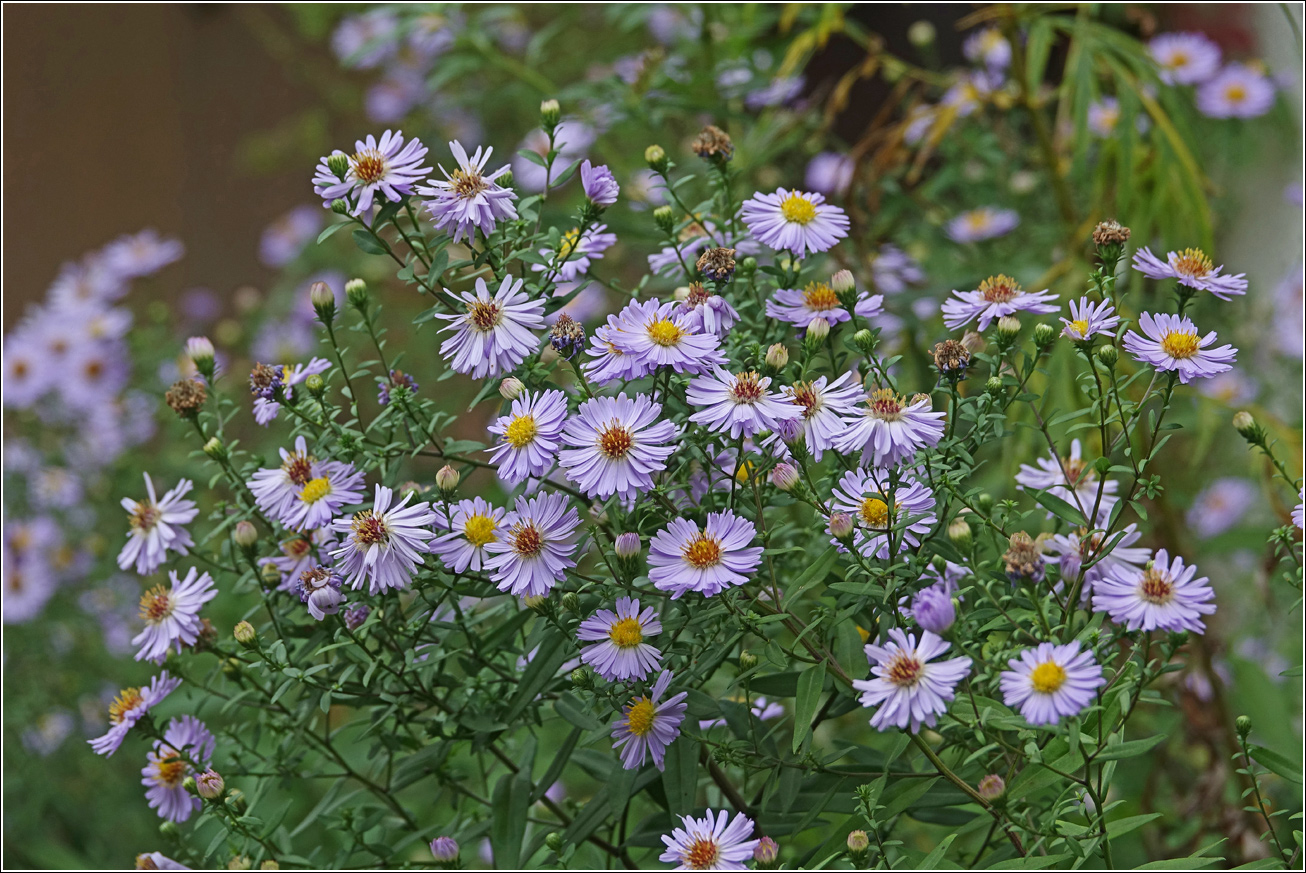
1171,247,1213,279
683,534,723,568
138,586,174,624
1225,84,1247,103
504,414,538,448
625,697,656,736
558,228,581,259
1160,330,1200,359
859,497,890,529
647,318,685,346
608,616,644,648
979,274,1021,303
779,192,818,225
1139,568,1175,605
300,477,332,504
351,149,388,184
734,460,754,484
1167,50,1189,70
1030,661,1067,694
109,687,145,724
682,836,721,870
451,168,489,199
463,514,498,547
1068,318,1090,337
154,756,187,787
802,281,840,311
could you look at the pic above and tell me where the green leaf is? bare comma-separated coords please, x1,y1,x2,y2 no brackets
1030,489,1089,528
661,735,699,816
1250,745,1303,784
490,769,531,869
502,628,569,723
352,229,389,256
1094,734,1167,761
792,663,827,753
916,832,957,868
1105,812,1162,837
553,693,601,731
316,221,350,244
788,544,839,601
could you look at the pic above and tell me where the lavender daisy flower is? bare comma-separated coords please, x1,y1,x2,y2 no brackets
259,205,323,268
101,230,184,279
741,188,849,257
1149,32,1221,84
330,485,438,595
674,283,740,338
1197,369,1257,406
610,670,688,771
853,629,972,732
871,244,925,294
88,671,182,757
418,141,518,243
250,358,332,426
1131,246,1248,300
431,497,505,573
117,474,198,576
248,436,366,531
1197,63,1275,118
581,306,647,385
1123,312,1237,384
299,566,346,620
609,298,724,376
331,9,399,68
1045,523,1149,600
805,152,855,196
312,130,431,216
1060,296,1121,341
946,207,1019,243
135,852,190,870
963,27,1011,71
483,493,580,597
258,530,334,592
580,160,620,206
648,510,763,599
911,587,955,634
142,715,214,823
486,389,569,485
942,274,1059,331
1000,641,1105,726
829,468,937,559
1015,438,1118,523
766,280,883,331
577,597,663,682
1292,489,1303,531
687,368,801,439
2,332,50,409
532,225,617,283
835,388,946,468
1187,478,1257,538
435,275,545,379
783,372,864,461
745,74,805,110
659,808,759,870
559,393,678,500
1087,98,1122,138
132,567,217,664
1093,549,1216,633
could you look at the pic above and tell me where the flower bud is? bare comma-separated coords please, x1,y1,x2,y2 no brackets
653,205,675,236
159,820,181,840
770,462,800,492
907,19,936,47
435,465,460,494
545,832,565,854
846,830,870,855
228,856,252,870
233,620,258,648
523,594,549,614
910,586,955,634
570,667,593,690
644,144,669,173
765,343,789,371
260,562,282,587
430,836,460,864
540,98,561,129
852,328,877,355
753,836,779,869
182,776,198,796
947,516,973,553
985,376,1004,396
561,592,581,614
1033,322,1058,348
738,255,758,276
226,788,247,815
343,604,370,631
345,278,368,311
828,511,855,540
204,436,227,461
805,315,830,343
326,152,350,180
330,198,350,216
614,532,641,559
304,374,325,397
310,281,337,323
260,863,279,871
186,336,215,375
1233,411,1264,443
977,773,1006,802
233,521,258,550
738,650,759,671
498,168,514,188
499,376,525,400
1236,714,1252,739
960,330,986,355
996,315,1021,343
830,269,856,295
1096,344,1118,368
977,492,994,514
196,768,225,800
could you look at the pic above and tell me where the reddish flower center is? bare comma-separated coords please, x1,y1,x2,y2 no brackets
1139,568,1175,605
130,502,161,534
683,836,721,870
790,382,821,419
1062,457,1089,486
866,388,906,421
467,300,502,332
979,274,1021,303
351,149,388,184
1171,247,1213,279
683,534,722,568
885,652,924,687
283,537,313,559
597,423,634,459
729,371,765,404
685,284,711,307
512,523,543,557
138,586,175,624
452,168,488,199
351,510,389,546
281,452,316,486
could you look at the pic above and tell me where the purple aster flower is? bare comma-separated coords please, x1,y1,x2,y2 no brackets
1015,438,1118,524
835,388,946,469
659,808,759,870
1123,311,1237,384
687,368,801,439
418,140,518,243
248,436,366,531
299,566,345,620
942,274,1059,331
699,697,785,731
431,497,505,574
1292,489,1303,531
1197,369,1257,405
331,9,399,68
117,474,198,576
376,368,419,406
258,530,335,592
483,493,580,597
1149,32,1221,84
435,275,545,379
100,230,184,279
48,256,126,307
330,484,438,595
946,207,1019,243
1061,296,1121,341
342,603,370,631
829,467,937,559
963,27,1011,71
853,628,971,732
609,298,724,376
872,244,925,294
1087,97,1122,138
1131,246,1247,300
942,70,997,116
741,188,849,258
2,331,51,408
23,711,74,757
1197,63,1275,118
135,852,190,870
364,67,426,125
1045,523,1148,601
59,342,130,411
745,74,805,109
911,586,955,634
559,393,678,500
260,205,324,268
312,130,430,216
781,372,866,461
132,567,217,664
580,160,620,206
766,279,883,331
648,510,763,599
250,358,332,426
1186,478,1257,538
1000,641,1105,726
582,317,644,385
142,715,214,823
1093,549,1216,633
486,389,569,485
805,152,855,196
88,671,182,757
2,540,57,625
611,670,688,771
674,283,740,338
577,597,663,682
430,836,460,864
532,224,617,283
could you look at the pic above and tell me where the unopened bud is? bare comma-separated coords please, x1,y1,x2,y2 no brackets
908,20,936,47
545,832,564,853
765,343,789,371
540,98,561,129
159,820,181,840
498,168,514,188
226,788,247,815
1236,715,1252,739
499,376,525,400
186,336,215,375
614,532,641,559
233,521,258,549
996,315,1021,342
804,317,830,353
430,837,460,864
260,863,279,871
846,830,870,856
330,198,350,216
260,562,282,586
304,373,325,396
435,465,460,494
233,620,258,648
326,152,350,180
204,436,227,461
345,278,368,310
911,586,955,634
310,281,337,323
947,516,973,553
753,836,779,869
770,462,801,492
960,330,986,355
196,768,225,800
1033,322,1058,348
653,204,675,235
977,773,1006,802
644,144,669,173
985,376,1004,396
738,650,759,671
830,269,856,295
561,592,580,614
1232,411,1263,443
828,511,855,540
182,776,198,796
852,328,877,355
570,667,592,690
1096,344,1118,367
977,493,994,514
523,594,549,614
228,857,252,871
738,256,758,276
